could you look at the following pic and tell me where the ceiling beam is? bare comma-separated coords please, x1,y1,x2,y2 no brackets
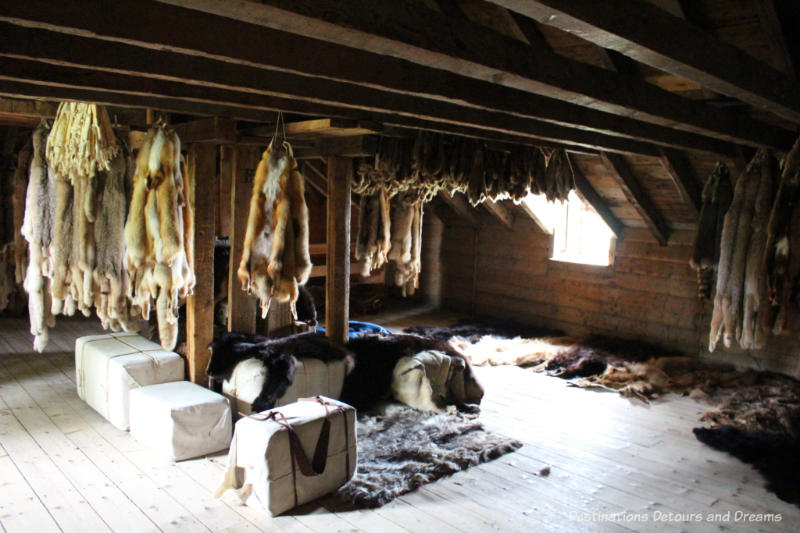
566,155,624,238
600,152,670,245
0,57,658,156
0,1,788,152
147,0,793,149
438,192,481,229
658,148,702,217
0,26,738,158
490,0,800,125
483,200,515,230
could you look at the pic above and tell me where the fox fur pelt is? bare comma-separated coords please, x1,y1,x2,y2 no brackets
690,163,733,299
237,140,311,320
355,187,391,276
124,125,194,350
207,331,352,412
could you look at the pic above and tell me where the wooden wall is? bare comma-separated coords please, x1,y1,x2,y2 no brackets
435,211,800,378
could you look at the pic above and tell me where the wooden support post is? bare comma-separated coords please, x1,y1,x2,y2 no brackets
266,301,293,338
186,144,216,385
325,157,352,345
601,152,669,245
218,145,233,237
227,146,259,333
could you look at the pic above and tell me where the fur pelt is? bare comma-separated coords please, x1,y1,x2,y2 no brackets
355,187,391,276
691,163,733,299
207,331,352,412
450,335,575,367
13,143,32,285
22,123,55,351
693,426,800,506
343,333,484,411
237,140,311,319
405,318,563,343
294,285,317,326
123,125,193,350
336,405,521,508
387,194,423,296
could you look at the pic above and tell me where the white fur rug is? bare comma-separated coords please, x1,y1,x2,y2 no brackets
337,405,522,507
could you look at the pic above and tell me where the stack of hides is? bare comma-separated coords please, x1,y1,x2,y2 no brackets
207,331,484,415
237,138,311,320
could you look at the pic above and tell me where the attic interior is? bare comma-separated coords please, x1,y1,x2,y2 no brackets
1,0,800,531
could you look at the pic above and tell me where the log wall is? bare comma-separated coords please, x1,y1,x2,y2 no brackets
437,212,800,377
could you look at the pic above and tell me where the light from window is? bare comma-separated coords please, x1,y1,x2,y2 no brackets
522,190,615,266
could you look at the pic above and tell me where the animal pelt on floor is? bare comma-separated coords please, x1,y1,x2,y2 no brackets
693,426,800,506
343,333,484,412
450,335,575,367
336,404,522,508
404,317,563,343
207,331,352,412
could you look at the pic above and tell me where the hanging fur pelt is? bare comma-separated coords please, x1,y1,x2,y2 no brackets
690,163,733,300
21,122,55,352
124,125,194,350
761,135,800,335
355,186,391,276
237,139,311,320
387,193,423,296
13,142,32,285
46,102,119,182
708,151,774,351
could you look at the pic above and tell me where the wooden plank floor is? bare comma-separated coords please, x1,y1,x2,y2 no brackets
1,313,798,532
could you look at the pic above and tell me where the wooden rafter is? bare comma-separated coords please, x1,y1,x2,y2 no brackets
600,152,669,245
658,148,702,216
566,154,624,238
438,191,481,229
0,24,740,156
483,200,514,230
491,0,800,125
0,2,787,152
0,56,664,157
141,0,794,148
517,201,551,235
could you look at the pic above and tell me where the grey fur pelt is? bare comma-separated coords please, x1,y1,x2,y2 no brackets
336,405,521,508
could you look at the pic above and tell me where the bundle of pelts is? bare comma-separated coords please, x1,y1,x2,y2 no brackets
21,110,135,352
690,163,733,299
124,124,195,351
388,192,424,296
237,137,311,320
709,149,778,351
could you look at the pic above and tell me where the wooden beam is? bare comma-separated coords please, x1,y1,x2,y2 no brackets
227,146,259,333
437,191,481,229
518,201,552,235
0,56,667,157
0,96,57,118
325,157,352,345
566,154,624,238
658,148,702,216
755,0,797,78
491,0,800,125
144,0,793,147
600,152,669,245
0,6,776,153
483,200,514,230
298,136,379,159
173,117,236,144
302,162,328,197
185,143,216,385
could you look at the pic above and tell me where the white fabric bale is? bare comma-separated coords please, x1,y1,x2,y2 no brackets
214,396,356,516
129,381,232,461
75,332,184,430
222,357,347,417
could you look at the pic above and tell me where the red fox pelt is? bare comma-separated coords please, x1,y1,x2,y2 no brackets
237,140,311,319
123,125,194,350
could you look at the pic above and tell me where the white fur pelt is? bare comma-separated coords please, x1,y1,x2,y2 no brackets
237,140,311,319
124,125,194,350
22,122,55,352
337,404,521,508
450,335,576,367
13,143,32,285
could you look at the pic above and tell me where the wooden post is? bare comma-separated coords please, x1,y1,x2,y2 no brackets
218,145,233,237
186,144,216,384
325,157,352,345
266,301,293,338
227,146,259,333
